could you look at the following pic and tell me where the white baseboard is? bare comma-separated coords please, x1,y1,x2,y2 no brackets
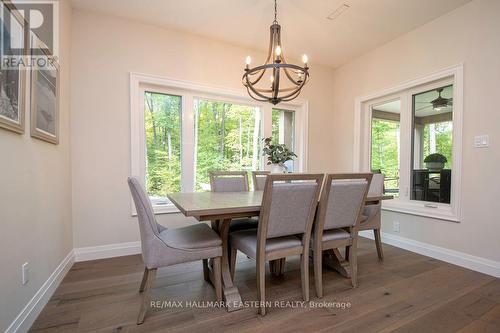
5,250,75,333
74,241,141,262
359,230,500,278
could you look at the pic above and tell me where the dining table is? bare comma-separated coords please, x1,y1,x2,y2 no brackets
167,190,393,312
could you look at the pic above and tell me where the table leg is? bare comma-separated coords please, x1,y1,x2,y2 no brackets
210,219,243,312
323,248,351,278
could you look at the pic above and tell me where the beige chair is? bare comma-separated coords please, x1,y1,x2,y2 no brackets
127,177,222,324
230,173,324,315
252,170,270,191
359,173,385,260
209,171,258,279
312,173,372,298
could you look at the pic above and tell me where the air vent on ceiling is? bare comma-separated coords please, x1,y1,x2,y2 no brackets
327,3,350,20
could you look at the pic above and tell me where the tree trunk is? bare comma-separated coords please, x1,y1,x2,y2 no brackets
239,116,243,165
145,94,157,148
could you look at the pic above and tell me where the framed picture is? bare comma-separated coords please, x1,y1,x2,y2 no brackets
0,0,26,134
30,36,59,144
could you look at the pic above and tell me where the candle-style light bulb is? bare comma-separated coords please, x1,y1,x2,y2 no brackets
302,54,308,65
270,75,274,83
275,45,282,56
245,56,252,65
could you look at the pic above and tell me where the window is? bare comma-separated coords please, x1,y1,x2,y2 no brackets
411,85,453,204
272,109,295,171
355,65,463,221
194,99,262,191
130,74,308,214
144,92,182,205
370,100,400,196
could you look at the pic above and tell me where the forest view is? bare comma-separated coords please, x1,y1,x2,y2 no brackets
194,99,262,191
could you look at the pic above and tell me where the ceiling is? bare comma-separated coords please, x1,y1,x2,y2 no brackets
70,0,471,68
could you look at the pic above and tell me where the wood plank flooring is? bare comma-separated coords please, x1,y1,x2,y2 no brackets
30,238,500,333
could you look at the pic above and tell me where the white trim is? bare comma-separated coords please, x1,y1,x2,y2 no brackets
353,64,463,222
74,241,141,262
5,250,75,333
130,72,309,216
359,231,500,278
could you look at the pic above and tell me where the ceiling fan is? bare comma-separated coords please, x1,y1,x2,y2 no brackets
416,87,453,112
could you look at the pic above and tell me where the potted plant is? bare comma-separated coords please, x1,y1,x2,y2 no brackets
262,137,297,173
424,153,447,171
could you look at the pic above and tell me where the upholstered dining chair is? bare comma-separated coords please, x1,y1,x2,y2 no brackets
209,171,258,279
312,173,372,298
359,173,385,260
252,170,270,191
230,173,324,315
127,177,222,325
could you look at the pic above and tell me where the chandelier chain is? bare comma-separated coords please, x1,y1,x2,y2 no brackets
273,0,278,23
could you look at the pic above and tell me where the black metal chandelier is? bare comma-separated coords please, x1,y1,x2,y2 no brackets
242,0,309,105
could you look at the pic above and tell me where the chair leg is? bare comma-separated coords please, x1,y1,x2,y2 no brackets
349,240,358,288
213,257,222,302
230,246,237,280
137,268,157,325
345,246,350,261
374,229,384,261
202,259,210,282
257,258,266,315
301,252,310,302
313,249,323,298
139,267,149,293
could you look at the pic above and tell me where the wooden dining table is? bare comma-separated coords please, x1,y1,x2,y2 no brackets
167,190,392,312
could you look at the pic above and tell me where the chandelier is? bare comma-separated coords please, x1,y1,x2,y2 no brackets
242,0,310,105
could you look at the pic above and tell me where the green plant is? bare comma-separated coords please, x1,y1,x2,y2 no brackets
262,137,297,166
424,153,448,163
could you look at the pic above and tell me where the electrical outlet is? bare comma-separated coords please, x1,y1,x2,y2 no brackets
393,221,400,233
22,262,29,285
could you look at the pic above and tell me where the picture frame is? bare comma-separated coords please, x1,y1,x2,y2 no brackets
0,0,26,134
30,36,59,144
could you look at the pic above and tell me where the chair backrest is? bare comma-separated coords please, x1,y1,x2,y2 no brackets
369,173,385,196
127,177,163,242
258,174,323,240
252,171,270,191
209,171,249,192
317,173,372,231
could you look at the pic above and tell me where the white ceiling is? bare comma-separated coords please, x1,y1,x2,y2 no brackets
71,0,471,68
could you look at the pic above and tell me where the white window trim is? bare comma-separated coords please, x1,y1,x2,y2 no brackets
130,72,309,215
353,64,463,222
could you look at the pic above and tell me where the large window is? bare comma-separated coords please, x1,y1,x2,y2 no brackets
356,65,462,221
131,74,307,214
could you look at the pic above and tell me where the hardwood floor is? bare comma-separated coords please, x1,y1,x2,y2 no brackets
30,238,500,333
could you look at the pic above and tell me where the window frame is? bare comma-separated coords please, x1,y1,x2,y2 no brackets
130,73,309,215
354,64,463,222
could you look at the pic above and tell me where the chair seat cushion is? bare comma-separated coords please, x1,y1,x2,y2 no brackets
312,229,351,243
159,223,222,250
229,218,258,232
230,229,302,259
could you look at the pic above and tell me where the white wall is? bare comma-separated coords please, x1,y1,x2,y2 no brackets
70,10,336,248
0,0,73,331
330,0,500,261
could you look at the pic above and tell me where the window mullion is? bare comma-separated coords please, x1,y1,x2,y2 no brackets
399,92,412,201
181,94,195,192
